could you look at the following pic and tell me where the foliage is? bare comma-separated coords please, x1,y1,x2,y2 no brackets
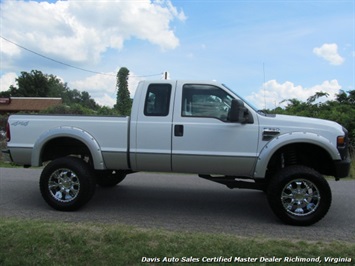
40,104,120,116
96,106,120,116
40,104,96,115
0,115,7,131
115,67,132,116
0,116,6,163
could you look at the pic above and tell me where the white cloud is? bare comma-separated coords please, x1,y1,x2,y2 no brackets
0,72,17,92
313,43,344,65
246,79,341,109
94,94,117,108
0,0,185,65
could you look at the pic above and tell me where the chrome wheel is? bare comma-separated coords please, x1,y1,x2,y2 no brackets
281,179,320,216
40,157,96,211
48,168,80,203
268,166,331,225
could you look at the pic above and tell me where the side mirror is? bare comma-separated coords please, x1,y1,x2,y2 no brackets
229,99,253,123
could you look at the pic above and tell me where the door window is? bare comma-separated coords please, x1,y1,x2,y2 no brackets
182,84,233,122
144,84,172,116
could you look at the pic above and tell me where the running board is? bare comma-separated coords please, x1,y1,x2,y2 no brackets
198,175,266,191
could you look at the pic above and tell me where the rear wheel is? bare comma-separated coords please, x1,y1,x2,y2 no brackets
40,157,96,211
267,165,331,226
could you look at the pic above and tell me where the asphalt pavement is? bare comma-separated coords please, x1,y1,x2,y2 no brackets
0,167,354,242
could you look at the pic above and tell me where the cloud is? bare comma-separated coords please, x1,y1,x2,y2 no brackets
313,43,344,65
246,79,341,109
0,72,17,92
0,0,185,66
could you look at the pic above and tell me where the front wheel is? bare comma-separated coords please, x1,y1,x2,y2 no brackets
267,165,331,226
40,157,96,211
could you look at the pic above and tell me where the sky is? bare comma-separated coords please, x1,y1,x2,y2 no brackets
0,0,354,109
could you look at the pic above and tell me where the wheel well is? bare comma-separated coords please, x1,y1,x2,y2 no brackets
266,143,335,179
41,137,92,164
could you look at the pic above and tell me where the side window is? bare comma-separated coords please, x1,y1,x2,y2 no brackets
144,84,172,116
182,84,233,122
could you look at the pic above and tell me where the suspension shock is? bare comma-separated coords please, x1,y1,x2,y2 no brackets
284,149,298,166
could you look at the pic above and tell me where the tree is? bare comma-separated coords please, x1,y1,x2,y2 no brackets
115,67,132,116
0,70,100,111
307,91,329,104
0,70,51,97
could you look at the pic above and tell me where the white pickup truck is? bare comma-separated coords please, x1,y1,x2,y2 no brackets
4,80,351,225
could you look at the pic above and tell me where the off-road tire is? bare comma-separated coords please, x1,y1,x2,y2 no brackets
267,165,332,226
40,157,96,211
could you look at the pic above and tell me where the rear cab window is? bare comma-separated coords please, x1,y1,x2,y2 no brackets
144,84,172,116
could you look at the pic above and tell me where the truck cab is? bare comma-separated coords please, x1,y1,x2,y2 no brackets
130,80,259,177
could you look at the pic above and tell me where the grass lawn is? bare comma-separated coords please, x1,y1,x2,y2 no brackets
0,218,354,266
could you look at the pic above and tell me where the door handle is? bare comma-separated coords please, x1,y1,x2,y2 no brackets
174,125,184,137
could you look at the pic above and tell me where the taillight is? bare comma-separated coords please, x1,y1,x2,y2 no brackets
6,122,10,142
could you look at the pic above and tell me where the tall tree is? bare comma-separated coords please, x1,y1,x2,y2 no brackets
115,67,132,116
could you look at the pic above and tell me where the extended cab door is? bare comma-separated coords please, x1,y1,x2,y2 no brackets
130,81,176,171
172,82,259,176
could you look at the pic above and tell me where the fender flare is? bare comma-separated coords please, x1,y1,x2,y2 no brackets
253,131,341,178
31,126,106,170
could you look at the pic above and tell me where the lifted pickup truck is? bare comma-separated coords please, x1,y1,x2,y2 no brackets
4,80,351,225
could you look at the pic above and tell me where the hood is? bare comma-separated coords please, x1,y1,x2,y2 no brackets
259,114,345,140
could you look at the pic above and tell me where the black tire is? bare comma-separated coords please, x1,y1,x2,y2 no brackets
267,165,331,226
96,170,126,187
40,157,96,211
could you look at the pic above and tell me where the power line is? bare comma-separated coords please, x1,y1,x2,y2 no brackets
0,36,162,78
0,36,116,76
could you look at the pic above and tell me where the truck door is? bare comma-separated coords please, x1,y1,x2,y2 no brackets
130,81,176,171
172,82,259,176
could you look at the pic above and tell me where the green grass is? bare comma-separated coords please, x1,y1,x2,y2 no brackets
0,161,19,168
0,218,354,266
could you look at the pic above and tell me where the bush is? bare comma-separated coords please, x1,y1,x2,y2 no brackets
40,104,96,115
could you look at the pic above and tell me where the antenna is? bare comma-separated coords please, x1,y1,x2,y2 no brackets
163,71,169,80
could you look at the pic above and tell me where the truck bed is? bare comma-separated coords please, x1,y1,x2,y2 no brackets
7,115,129,169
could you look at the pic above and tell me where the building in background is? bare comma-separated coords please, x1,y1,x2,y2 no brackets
0,97,62,114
